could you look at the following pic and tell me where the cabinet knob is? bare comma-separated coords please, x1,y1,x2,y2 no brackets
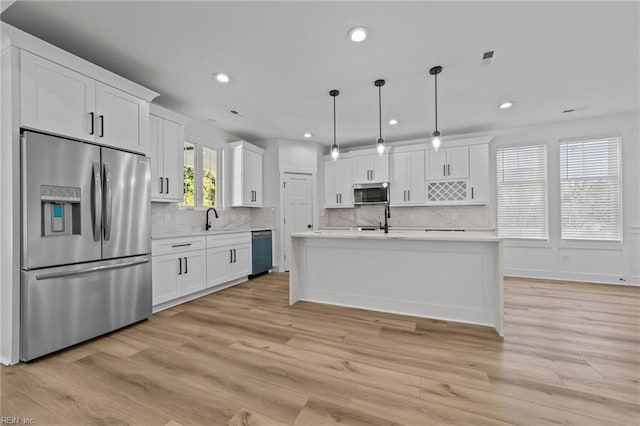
307,224,312,229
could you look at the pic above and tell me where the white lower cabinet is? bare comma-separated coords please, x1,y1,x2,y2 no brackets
152,232,253,309
206,232,252,287
151,254,181,305
152,250,206,305
180,250,207,295
151,236,207,306
206,246,234,287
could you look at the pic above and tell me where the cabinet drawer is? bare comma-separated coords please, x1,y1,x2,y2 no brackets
152,236,206,256
206,232,251,249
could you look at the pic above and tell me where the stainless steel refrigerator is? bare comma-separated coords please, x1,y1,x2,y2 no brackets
21,130,152,361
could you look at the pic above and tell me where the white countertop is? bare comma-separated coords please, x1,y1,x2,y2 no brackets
152,228,274,240
291,229,500,242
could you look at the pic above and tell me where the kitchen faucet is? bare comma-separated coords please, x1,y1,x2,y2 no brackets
383,203,390,234
205,207,219,230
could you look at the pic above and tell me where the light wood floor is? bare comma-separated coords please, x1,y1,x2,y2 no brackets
1,273,639,425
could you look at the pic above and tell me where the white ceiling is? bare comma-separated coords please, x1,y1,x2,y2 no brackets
2,1,639,149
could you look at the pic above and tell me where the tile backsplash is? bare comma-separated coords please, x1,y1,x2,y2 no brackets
320,205,491,230
151,203,276,234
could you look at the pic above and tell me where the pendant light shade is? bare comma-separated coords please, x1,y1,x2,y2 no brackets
374,79,386,155
429,66,443,151
329,89,340,160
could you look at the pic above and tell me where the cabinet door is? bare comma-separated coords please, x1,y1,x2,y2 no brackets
21,51,96,142
426,150,447,179
469,144,489,203
389,153,407,205
338,159,354,206
251,150,263,206
152,254,181,305
162,119,185,202
353,156,371,183
206,247,233,287
371,153,389,182
406,151,426,204
324,160,338,207
181,250,207,295
232,244,252,279
96,82,147,154
242,149,261,205
446,146,469,179
149,115,164,200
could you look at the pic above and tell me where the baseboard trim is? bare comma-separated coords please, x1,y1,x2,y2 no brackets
505,273,638,287
152,277,248,313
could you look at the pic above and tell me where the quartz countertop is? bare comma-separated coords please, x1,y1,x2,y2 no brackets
291,229,500,242
152,228,275,240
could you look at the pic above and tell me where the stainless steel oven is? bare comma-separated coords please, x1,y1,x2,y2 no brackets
353,182,390,205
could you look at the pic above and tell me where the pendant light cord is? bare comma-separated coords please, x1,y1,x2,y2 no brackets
333,95,336,145
434,72,438,132
378,85,382,139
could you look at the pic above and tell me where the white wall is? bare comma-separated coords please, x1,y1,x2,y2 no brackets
488,112,639,285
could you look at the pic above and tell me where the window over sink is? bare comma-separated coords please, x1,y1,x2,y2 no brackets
180,141,219,209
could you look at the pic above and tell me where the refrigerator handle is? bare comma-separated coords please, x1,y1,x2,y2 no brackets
103,162,112,241
35,258,149,280
91,161,102,242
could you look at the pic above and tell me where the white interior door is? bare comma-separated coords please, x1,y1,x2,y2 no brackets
283,173,313,271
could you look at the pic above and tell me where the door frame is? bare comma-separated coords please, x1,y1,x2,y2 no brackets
279,170,317,272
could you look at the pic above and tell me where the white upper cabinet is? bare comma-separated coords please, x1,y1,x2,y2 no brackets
426,146,469,180
324,157,353,208
425,141,490,205
95,81,148,154
469,143,490,203
149,107,185,202
230,141,264,207
21,50,96,142
19,49,156,154
353,153,389,183
390,149,426,206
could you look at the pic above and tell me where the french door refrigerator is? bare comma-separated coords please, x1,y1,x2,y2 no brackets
21,130,152,361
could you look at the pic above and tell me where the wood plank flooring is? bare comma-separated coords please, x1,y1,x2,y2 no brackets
1,273,639,425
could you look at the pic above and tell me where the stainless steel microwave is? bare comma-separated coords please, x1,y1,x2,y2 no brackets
353,182,390,205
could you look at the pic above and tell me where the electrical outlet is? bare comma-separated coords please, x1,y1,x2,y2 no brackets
562,255,570,263
164,213,170,222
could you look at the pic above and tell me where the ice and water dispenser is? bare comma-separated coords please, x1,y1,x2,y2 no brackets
40,184,81,237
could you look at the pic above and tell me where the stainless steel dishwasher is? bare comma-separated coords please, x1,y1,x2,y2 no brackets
251,230,273,276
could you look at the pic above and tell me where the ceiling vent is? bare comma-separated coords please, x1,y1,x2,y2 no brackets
481,50,495,67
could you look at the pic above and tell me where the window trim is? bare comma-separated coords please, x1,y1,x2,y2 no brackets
179,137,222,210
558,135,623,242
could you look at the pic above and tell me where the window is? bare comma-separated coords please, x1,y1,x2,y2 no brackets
180,141,220,208
202,146,218,207
181,142,196,207
560,137,621,241
496,145,548,239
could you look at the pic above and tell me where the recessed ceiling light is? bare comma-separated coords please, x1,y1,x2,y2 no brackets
348,27,367,43
499,101,513,109
303,132,312,138
388,119,398,126
214,73,230,83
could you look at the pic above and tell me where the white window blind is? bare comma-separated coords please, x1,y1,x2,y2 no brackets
497,145,548,239
560,137,621,241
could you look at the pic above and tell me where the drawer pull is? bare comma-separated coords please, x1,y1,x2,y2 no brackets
172,243,192,248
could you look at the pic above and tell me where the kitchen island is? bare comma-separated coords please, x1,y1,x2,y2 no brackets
289,230,503,335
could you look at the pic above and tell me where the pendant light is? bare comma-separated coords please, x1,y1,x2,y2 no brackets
429,65,443,151
374,79,386,155
329,89,340,160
